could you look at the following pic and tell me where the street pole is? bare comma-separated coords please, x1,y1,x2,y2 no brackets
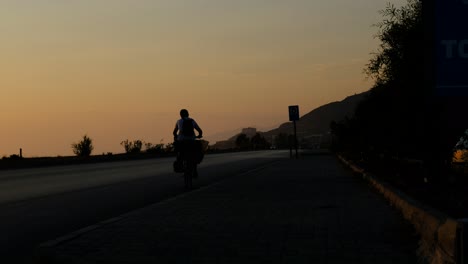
288,105,300,159
290,140,293,159
294,120,298,159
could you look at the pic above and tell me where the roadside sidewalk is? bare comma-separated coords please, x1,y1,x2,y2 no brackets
36,154,419,264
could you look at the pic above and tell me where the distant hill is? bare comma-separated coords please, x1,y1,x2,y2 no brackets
263,92,368,140
212,91,368,149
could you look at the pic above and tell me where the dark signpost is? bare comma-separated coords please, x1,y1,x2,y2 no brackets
435,0,468,95
288,105,299,159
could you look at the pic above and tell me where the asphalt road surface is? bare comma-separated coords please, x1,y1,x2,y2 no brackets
0,150,288,263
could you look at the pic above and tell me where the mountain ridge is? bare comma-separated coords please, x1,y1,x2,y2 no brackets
212,91,368,149
264,91,368,138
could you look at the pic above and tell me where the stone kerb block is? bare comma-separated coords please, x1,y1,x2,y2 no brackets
437,219,458,261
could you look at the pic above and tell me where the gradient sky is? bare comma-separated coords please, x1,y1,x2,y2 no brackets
1,0,407,157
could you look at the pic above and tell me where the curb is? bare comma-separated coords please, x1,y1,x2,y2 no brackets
337,155,464,264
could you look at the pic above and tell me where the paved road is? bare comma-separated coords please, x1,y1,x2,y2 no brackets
0,150,287,263
38,153,420,263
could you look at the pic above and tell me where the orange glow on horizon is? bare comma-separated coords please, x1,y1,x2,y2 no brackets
0,0,407,157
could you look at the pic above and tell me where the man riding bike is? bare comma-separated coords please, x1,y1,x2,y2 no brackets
173,109,203,178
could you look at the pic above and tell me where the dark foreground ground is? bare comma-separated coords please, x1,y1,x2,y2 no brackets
37,153,420,263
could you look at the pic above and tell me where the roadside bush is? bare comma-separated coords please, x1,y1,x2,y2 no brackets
121,139,143,154
145,142,165,154
8,154,22,160
1,154,23,160
71,135,94,157
165,143,174,153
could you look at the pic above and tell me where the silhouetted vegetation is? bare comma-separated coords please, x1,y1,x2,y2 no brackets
251,133,270,150
144,142,165,154
331,0,450,161
164,143,175,153
234,133,271,150
121,139,175,155
274,133,296,149
2,154,23,160
331,0,425,158
235,134,250,150
71,135,94,157
121,139,143,154
330,0,468,217
0,139,204,171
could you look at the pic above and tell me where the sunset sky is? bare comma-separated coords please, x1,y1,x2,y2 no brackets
1,0,407,157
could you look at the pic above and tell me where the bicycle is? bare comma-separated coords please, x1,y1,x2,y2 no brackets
175,137,203,191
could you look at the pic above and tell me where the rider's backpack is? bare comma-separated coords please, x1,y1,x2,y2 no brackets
182,118,195,137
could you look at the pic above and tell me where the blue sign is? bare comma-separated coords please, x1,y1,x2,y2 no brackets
288,105,299,121
435,0,468,95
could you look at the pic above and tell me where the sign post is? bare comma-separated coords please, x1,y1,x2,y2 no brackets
288,105,299,159
435,0,468,95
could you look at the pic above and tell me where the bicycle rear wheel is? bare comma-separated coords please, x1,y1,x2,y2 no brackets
184,164,193,191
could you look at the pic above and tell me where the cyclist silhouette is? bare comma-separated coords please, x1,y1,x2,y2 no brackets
173,109,203,141
173,109,203,178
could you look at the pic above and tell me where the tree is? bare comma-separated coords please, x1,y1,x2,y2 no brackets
71,135,94,157
331,0,426,158
365,0,468,162
365,0,423,87
364,0,424,155
275,133,291,149
235,134,250,150
251,133,270,150
329,0,468,183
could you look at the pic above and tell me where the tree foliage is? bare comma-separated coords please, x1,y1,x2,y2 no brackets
71,135,94,157
365,0,423,86
331,1,425,157
251,133,270,150
331,0,468,180
235,133,270,150
235,134,250,150
274,133,292,149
